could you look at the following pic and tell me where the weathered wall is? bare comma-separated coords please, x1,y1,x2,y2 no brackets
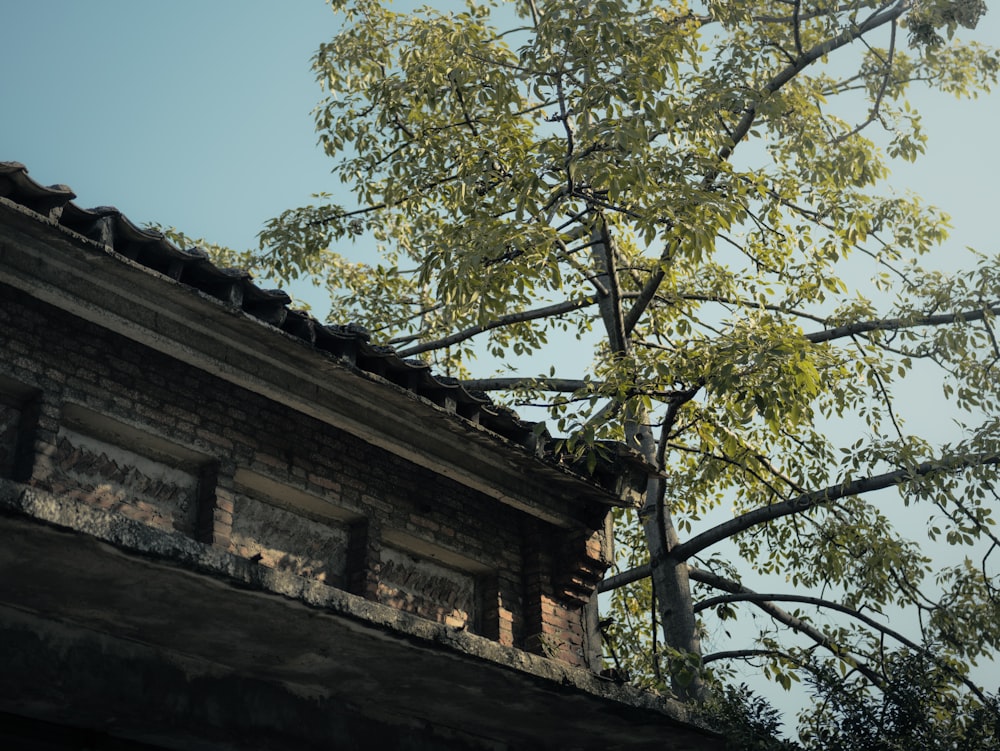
0,283,600,666
229,492,351,586
49,427,200,535
378,544,478,629
0,496,722,751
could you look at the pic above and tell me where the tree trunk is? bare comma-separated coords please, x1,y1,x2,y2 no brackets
636,435,707,701
594,219,706,700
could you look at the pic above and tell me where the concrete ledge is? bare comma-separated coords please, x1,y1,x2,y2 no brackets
0,480,722,750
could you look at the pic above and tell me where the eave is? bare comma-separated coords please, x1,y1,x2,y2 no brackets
0,197,632,529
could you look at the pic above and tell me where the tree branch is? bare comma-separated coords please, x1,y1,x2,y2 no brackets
670,452,1000,562
593,218,629,355
851,333,904,440
459,377,597,392
721,1,910,163
623,238,677,337
631,291,831,327
599,451,1000,591
701,648,816,670
687,566,886,687
304,172,463,227
697,591,992,704
599,562,651,593
695,592,921,650
834,17,897,143
396,296,596,357
805,304,1000,344
623,1,910,333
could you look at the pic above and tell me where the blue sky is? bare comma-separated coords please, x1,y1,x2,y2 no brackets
3,2,336,253
4,1,999,287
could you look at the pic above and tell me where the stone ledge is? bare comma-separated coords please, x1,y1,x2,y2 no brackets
0,479,722,750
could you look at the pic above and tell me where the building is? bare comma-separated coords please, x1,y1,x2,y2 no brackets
0,161,723,750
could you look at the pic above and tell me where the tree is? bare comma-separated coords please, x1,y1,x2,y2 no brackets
802,650,1000,749
239,0,1000,737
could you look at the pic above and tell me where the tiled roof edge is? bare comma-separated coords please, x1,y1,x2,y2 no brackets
0,161,642,492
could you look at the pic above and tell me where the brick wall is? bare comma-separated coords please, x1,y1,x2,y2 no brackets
0,283,602,668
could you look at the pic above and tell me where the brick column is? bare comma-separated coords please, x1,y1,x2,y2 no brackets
0,384,41,482
344,517,379,600
194,463,228,547
522,520,587,665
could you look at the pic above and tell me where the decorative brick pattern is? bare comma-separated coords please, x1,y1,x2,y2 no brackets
377,546,477,629
46,430,198,535
230,493,349,586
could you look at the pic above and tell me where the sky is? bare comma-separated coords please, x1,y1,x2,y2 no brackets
5,0,989,437
3,1,999,285
3,1,337,254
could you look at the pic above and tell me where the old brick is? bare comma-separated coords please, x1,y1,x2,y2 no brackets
1,284,611,672
214,495,235,514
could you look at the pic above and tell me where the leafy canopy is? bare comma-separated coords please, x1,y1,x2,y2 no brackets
242,0,1000,739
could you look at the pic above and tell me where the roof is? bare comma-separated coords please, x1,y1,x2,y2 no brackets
0,161,533,443
0,161,649,522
